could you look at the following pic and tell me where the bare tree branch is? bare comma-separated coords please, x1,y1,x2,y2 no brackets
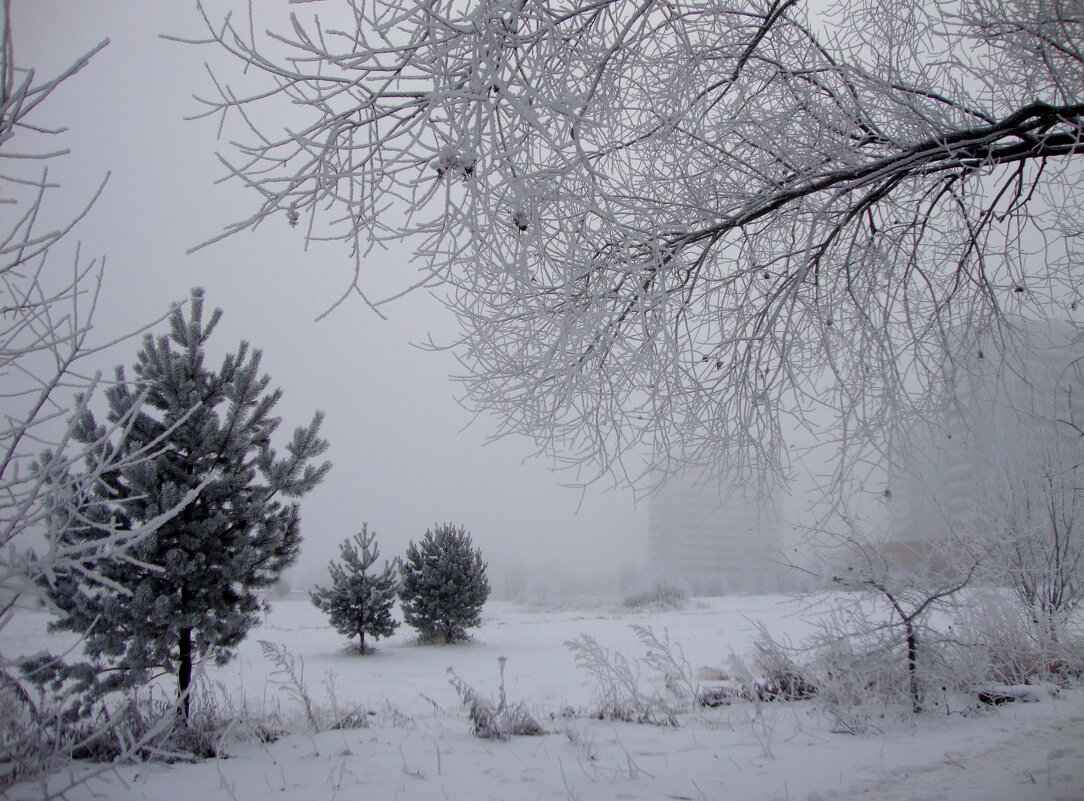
189,0,1084,493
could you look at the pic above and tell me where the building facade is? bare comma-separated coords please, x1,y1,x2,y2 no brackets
892,318,1084,544
647,477,783,594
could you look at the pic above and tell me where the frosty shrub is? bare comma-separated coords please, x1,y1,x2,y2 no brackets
808,626,901,735
803,600,969,732
968,415,1084,643
753,639,815,701
743,623,817,702
68,687,225,763
955,593,1084,686
447,657,545,741
3,678,285,783
622,583,687,611
637,625,699,711
399,524,490,643
701,625,816,709
35,290,330,722
566,625,697,725
566,634,668,725
0,680,56,790
796,511,980,715
311,524,399,653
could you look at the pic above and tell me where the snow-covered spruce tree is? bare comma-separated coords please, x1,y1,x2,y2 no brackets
40,288,330,722
311,524,399,653
399,524,490,644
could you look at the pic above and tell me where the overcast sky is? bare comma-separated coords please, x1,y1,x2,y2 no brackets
15,1,649,592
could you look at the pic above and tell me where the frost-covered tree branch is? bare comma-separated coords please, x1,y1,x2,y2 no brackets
188,0,1084,491
0,2,200,787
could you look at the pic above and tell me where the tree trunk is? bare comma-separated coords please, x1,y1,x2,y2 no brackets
905,621,920,713
178,627,193,724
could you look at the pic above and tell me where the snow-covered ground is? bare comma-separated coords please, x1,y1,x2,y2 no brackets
6,595,1084,801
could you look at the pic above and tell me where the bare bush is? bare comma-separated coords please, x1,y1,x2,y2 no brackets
954,593,1084,686
749,624,817,702
566,634,673,726
566,625,698,725
636,625,699,709
794,507,981,715
799,590,992,733
700,625,816,708
622,583,688,612
969,411,1084,643
2,676,287,801
806,609,913,735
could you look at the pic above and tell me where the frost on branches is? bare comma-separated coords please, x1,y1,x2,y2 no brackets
311,524,400,653
190,0,1084,493
0,4,216,781
399,524,490,644
34,289,331,722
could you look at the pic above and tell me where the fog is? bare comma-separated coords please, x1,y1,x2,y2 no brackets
14,1,648,594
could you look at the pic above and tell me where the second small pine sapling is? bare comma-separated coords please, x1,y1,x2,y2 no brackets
399,523,490,643
311,525,399,653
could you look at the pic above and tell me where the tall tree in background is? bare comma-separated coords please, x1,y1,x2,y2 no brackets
191,0,1084,494
42,289,331,721
311,524,399,653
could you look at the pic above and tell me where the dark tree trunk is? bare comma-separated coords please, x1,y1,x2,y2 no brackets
905,621,920,713
178,627,193,724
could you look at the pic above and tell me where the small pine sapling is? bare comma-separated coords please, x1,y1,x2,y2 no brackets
311,524,399,653
399,524,490,643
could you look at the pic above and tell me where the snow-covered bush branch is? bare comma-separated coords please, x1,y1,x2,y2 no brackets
258,641,369,733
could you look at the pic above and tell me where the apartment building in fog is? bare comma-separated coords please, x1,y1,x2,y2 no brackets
892,318,1084,544
647,477,783,594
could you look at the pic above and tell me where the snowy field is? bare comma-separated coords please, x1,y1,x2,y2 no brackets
5,595,1084,801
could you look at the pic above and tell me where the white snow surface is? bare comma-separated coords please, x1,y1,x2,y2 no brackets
6,595,1084,801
